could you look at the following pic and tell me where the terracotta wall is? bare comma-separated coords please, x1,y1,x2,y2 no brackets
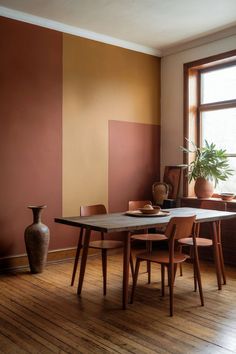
109,121,160,212
0,16,161,259
0,17,72,258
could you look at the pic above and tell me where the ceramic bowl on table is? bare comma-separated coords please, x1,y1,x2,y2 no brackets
139,205,161,215
220,193,235,201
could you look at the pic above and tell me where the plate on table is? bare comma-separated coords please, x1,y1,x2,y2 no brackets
125,210,170,217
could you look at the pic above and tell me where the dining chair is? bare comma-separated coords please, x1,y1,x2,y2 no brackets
131,215,204,316
178,200,227,289
71,204,132,295
128,200,167,284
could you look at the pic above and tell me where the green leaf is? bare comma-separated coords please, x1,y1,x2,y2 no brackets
180,138,233,186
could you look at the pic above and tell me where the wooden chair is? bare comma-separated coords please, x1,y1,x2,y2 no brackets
71,204,127,295
131,215,204,316
178,200,227,289
128,200,167,283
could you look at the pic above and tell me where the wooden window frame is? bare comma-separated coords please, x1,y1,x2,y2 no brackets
183,49,236,197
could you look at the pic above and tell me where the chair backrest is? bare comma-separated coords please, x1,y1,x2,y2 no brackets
164,216,196,264
165,216,196,241
128,200,152,211
200,200,227,211
163,166,182,200
80,204,107,216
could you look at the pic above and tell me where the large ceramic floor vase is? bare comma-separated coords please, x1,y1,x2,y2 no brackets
24,205,50,273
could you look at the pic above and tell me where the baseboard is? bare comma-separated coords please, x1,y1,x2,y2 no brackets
0,247,100,273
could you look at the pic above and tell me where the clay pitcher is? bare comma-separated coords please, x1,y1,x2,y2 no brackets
24,205,50,273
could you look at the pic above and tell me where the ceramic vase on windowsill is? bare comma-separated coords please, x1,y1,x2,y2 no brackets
180,139,233,199
194,177,214,199
24,205,50,274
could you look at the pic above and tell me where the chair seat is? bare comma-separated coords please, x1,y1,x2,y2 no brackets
137,250,189,264
131,233,167,241
178,237,213,247
89,240,123,249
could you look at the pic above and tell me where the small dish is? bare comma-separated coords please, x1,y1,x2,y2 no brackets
125,210,170,217
220,193,235,201
139,207,160,215
153,205,162,210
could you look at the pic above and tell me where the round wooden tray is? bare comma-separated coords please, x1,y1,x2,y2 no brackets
125,210,170,217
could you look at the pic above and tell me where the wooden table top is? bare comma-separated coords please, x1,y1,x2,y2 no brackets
55,207,236,233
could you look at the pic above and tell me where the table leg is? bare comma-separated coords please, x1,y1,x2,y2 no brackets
71,227,84,286
123,231,131,309
212,221,222,290
217,220,226,285
192,226,204,307
77,228,91,295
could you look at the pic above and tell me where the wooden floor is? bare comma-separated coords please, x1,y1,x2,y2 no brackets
1,253,236,354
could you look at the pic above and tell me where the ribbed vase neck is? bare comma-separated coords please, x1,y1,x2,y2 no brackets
28,205,47,224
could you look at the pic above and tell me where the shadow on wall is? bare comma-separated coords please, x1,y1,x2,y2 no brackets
0,237,15,271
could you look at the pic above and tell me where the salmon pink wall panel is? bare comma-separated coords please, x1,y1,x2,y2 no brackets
108,120,160,212
0,17,75,258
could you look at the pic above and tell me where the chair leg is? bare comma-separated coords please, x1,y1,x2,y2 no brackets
193,257,197,292
193,247,204,306
129,252,135,280
188,246,197,291
161,264,165,297
130,259,141,303
178,245,183,276
147,240,152,284
179,264,183,277
168,264,174,317
101,249,107,296
174,264,178,282
219,243,226,285
71,228,83,286
190,246,197,292
147,261,151,284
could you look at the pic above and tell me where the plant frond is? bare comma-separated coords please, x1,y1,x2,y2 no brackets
181,138,233,186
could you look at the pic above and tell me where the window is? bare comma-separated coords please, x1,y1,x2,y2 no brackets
184,50,236,196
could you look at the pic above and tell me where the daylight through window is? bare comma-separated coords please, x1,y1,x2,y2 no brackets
184,51,236,196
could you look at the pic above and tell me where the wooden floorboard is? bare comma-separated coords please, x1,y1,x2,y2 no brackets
0,253,236,353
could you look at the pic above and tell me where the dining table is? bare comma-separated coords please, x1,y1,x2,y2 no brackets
55,207,236,309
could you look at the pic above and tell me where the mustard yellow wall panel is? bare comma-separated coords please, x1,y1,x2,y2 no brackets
63,34,160,215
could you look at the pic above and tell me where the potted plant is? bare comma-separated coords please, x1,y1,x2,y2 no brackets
181,139,233,198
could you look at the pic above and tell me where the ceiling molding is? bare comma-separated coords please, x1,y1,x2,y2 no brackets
162,25,236,56
0,6,161,57
1,5,235,58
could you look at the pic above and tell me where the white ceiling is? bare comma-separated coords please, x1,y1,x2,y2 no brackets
1,0,236,56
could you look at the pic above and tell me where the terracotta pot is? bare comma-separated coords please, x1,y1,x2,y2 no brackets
24,205,50,273
194,177,214,199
